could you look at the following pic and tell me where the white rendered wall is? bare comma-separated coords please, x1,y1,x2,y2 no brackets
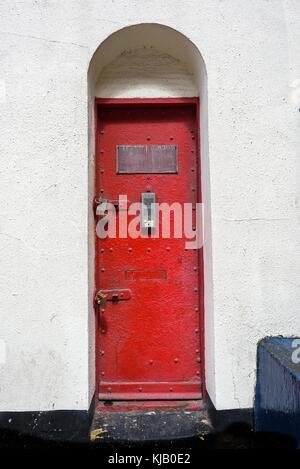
0,1,299,412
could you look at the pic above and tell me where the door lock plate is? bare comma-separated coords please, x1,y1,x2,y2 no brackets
141,192,156,229
93,196,130,218
95,289,131,305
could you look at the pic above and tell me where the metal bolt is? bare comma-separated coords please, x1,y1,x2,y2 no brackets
128,247,132,252
100,169,104,174
146,136,151,141
196,349,199,353
101,268,105,272
100,130,104,134
174,358,179,363
101,351,104,355
166,246,170,251
139,387,143,392
197,357,201,363
169,387,173,392
194,287,198,292
101,309,105,313
195,328,199,333
100,188,104,193
149,360,153,365
101,329,105,334
170,136,174,140
101,371,105,376
101,249,104,253
147,248,151,253
108,387,112,393
109,248,113,252
193,267,197,271
195,307,199,312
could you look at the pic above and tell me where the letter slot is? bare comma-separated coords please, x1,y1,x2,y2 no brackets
141,192,156,229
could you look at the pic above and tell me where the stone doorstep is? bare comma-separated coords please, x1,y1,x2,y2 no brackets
90,401,211,443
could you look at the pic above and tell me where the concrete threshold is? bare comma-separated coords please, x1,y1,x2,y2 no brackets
90,400,211,443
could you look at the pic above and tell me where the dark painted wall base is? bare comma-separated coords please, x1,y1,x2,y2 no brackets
206,394,253,433
0,395,95,443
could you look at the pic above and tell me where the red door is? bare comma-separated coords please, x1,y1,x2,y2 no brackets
95,99,203,400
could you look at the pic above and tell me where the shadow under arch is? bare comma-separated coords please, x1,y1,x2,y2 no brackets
87,23,215,405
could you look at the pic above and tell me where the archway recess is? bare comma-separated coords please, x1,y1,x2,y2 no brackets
88,24,214,404
88,23,207,98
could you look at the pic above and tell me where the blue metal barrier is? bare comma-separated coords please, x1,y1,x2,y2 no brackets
255,337,300,447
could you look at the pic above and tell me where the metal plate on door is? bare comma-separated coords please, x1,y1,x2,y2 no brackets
117,145,178,174
125,270,167,280
97,289,131,302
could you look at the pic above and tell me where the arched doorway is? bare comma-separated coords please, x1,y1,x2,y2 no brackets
88,24,211,407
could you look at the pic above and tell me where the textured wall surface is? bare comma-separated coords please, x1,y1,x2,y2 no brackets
0,0,299,412
95,47,198,97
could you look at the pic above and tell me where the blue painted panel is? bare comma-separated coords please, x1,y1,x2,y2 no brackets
255,337,300,448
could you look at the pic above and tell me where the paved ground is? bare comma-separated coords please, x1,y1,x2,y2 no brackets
0,424,296,450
